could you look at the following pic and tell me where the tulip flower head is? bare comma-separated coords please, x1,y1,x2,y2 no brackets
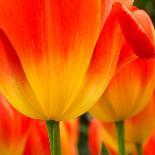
90,57,155,122
0,1,154,154
0,0,153,122
0,0,130,121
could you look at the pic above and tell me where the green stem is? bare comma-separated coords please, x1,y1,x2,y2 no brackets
46,120,61,155
101,142,109,155
136,143,142,155
115,120,126,155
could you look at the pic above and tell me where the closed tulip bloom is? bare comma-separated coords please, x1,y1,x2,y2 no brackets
0,0,131,121
90,56,155,122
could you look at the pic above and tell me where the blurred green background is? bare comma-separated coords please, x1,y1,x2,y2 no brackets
134,0,155,24
78,1,155,154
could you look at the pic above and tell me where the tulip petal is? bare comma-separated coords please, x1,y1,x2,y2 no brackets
116,3,155,58
0,0,102,119
24,122,50,155
88,119,102,155
116,41,137,73
0,30,48,119
58,4,124,120
113,0,134,7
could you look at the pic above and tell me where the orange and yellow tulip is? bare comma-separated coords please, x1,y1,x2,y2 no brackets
90,57,155,122
90,1,155,123
0,0,122,121
0,0,153,121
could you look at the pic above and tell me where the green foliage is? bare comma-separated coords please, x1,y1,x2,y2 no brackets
134,0,155,24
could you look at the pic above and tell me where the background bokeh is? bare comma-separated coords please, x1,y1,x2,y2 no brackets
134,0,155,24
78,1,155,154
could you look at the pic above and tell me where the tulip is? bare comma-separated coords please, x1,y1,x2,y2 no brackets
90,57,155,154
0,0,153,154
0,1,129,154
90,57,155,122
0,0,124,121
90,49,155,155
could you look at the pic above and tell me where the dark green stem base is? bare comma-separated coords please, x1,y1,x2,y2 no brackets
46,120,61,155
101,142,109,155
115,120,126,155
136,143,142,155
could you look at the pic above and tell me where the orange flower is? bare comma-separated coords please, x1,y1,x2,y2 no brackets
90,57,155,122
0,0,152,121
88,119,118,155
0,0,121,120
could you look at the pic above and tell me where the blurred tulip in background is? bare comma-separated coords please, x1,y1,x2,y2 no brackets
0,94,79,155
88,92,155,155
